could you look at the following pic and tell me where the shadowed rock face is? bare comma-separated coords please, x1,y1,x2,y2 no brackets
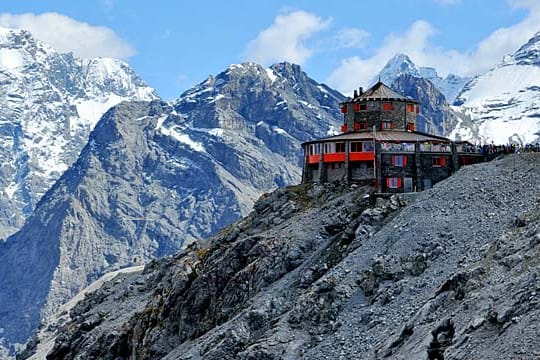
1,61,346,355
23,153,540,360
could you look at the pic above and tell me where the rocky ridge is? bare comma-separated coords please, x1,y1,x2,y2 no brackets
23,153,540,359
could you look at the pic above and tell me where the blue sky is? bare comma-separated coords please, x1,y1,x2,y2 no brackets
1,0,539,99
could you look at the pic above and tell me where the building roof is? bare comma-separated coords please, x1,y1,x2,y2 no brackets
302,130,451,146
350,81,419,103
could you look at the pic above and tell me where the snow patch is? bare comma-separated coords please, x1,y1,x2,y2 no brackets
0,48,26,72
265,68,278,83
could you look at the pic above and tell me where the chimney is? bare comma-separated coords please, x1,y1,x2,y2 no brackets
359,87,364,95
353,89,358,98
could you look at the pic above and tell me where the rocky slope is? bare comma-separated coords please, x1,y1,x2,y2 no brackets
0,61,345,355
0,27,158,239
23,153,540,359
451,31,540,144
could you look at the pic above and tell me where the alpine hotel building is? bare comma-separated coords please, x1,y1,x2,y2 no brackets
301,82,484,193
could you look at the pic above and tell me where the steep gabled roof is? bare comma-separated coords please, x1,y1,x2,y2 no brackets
353,81,418,103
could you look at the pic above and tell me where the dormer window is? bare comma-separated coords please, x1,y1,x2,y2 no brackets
407,103,415,112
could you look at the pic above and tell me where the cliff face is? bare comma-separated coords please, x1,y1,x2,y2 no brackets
23,153,540,360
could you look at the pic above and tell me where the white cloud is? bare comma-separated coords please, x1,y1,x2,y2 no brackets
334,28,370,49
0,12,135,59
243,10,331,65
327,2,540,95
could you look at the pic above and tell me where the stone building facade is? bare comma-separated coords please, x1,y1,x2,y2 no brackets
302,82,485,193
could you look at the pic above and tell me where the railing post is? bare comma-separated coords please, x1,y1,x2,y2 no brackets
415,142,422,191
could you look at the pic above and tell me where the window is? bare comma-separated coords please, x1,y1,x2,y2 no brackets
341,124,348,132
324,143,335,153
407,103,415,112
386,177,402,189
392,155,407,167
353,103,367,111
382,102,394,111
335,142,345,153
350,142,362,152
341,105,347,114
355,122,368,130
432,156,446,167
309,144,320,155
407,123,415,131
382,121,394,129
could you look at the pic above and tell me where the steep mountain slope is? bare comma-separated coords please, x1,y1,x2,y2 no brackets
23,153,540,359
0,27,157,239
374,54,470,104
0,61,344,355
452,31,540,144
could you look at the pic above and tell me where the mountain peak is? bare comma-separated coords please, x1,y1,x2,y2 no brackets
372,53,421,85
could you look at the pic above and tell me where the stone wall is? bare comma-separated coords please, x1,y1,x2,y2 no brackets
343,100,417,132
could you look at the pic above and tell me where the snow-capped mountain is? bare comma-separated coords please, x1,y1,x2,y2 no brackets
0,62,344,355
451,31,540,144
373,53,471,104
0,27,158,239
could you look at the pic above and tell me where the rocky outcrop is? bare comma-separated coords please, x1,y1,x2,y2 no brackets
22,154,540,359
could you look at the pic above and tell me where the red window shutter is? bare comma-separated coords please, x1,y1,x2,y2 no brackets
403,156,407,166
441,157,446,167
416,106,420,114
341,105,347,114
391,156,395,166
398,178,402,188
386,178,390,188
341,125,348,132
354,122,360,130
353,103,360,112
382,103,393,111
